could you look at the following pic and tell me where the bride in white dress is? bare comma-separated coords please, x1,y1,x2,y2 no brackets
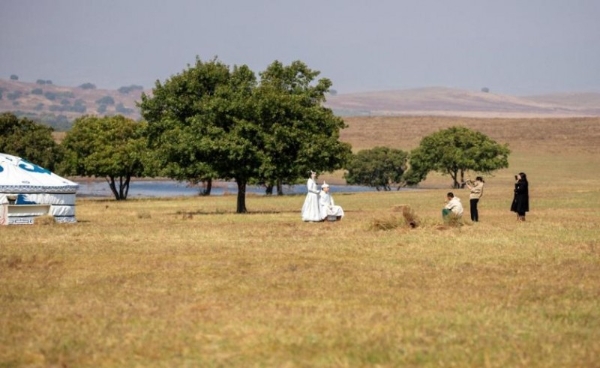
301,171,321,222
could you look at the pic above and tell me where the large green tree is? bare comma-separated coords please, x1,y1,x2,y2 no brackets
344,146,409,191
0,112,62,170
254,60,351,195
60,115,148,200
140,57,351,213
409,126,510,188
140,57,259,212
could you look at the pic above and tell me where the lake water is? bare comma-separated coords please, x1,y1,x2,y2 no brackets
75,180,377,198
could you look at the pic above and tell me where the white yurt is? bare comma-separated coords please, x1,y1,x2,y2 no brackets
0,153,78,225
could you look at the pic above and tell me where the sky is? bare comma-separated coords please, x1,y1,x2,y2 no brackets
1,0,599,96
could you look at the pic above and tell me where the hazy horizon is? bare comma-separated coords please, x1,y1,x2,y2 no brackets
1,0,599,96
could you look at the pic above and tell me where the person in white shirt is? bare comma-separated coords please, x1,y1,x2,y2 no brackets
465,176,484,222
319,182,344,221
442,192,463,221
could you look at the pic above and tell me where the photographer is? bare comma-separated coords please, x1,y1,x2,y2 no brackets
510,172,529,221
464,176,485,222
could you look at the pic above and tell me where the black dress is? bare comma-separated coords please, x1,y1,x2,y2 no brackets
510,179,529,215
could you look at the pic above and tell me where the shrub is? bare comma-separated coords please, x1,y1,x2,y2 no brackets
118,85,144,94
116,103,134,114
96,96,115,105
36,79,47,85
79,82,96,90
58,91,74,99
7,91,23,100
10,74,19,80
44,92,57,100
34,103,45,111
97,104,107,114
31,88,44,95
71,104,86,113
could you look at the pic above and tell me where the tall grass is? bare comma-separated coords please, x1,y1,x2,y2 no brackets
2,118,600,366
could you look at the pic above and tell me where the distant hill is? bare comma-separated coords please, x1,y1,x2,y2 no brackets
325,87,600,118
0,78,145,130
2,79,599,131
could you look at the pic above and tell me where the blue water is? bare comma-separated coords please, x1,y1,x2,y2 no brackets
75,180,376,198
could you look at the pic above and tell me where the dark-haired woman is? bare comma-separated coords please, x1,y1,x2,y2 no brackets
466,176,484,222
510,172,529,221
301,171,321,222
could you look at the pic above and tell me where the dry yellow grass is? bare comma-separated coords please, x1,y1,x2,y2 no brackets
2,117,600,367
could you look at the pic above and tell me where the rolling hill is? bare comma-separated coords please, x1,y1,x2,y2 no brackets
0,79,144,130
1,78,599,131
325,87,600,117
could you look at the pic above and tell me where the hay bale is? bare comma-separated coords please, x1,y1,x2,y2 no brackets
392,204,420,228
369,215,401,231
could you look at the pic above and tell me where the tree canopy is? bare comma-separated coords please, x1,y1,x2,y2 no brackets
254,60,351,194
344,146,409,191
60,115,148,200
139,57,351,213
0,112,62,171
409,126,510,188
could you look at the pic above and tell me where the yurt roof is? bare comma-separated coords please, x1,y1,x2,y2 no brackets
0,153,78,194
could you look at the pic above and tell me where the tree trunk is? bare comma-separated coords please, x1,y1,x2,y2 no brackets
276,179,283,196
265,183,273,195
236,179,247,213
106,175,130,200
450,169,460,189
106,176,119,200
119,175,131,200
201,178,212,196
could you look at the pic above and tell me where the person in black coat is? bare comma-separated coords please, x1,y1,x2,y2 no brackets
510,172,529,221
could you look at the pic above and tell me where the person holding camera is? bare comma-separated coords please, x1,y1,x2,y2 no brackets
464,176,484,222
510,172,529,221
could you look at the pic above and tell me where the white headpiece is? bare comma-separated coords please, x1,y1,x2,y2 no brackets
321,181,329,188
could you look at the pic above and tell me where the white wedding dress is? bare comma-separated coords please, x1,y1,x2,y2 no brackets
301,178,321,221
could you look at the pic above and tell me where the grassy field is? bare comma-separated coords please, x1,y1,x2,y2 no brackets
3,117,600,367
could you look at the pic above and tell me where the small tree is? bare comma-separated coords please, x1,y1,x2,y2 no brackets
409,126,510,188
79,83,96,90
344,147,409,190
10,74,18,80
96,96,115,105
0,112,62,171
7,91,23,100
115,103,134,114
60,115,148,200
44,92,57,101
